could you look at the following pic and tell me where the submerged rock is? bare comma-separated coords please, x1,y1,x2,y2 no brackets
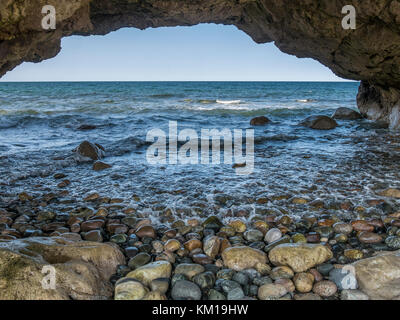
75,141,105,162
0,237,124,300
250,116,270,126
300,115,338,130
332,107,362,120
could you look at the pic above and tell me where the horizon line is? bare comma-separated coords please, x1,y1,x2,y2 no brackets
0,80,358,83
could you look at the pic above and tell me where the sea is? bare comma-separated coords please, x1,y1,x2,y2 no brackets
1,81,399,223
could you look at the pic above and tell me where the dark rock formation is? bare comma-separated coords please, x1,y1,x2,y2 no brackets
332,107,363,120
1,0,400,127
250,116,270,126
300,115,338,130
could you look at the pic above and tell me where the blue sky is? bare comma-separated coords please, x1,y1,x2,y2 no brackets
1,24,345,82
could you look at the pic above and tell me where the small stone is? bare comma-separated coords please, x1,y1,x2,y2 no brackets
221,246,267,271
385,236,400,249
193,271,215,289
227,287,245,300
171,280,202,300
258,283,287,300
203,236,220,258
340,289,369,300
229,220,247,233
232,272,250,286
329,268,358,290
333,222,353,235
150,278,169,294
83,230,103,242
378,188,400,198
344,249,363,260
351,220,374,232
268,243,333,272
292,233,307,243
358,231,383,244
174,263,205,279
143,291,167,300
125,246,139,258
128,252,151,269
294,293,322,300
164,239,181,252
114,279,148,300
135,224,156,239
270,266,294,280
127,261,172,286
293,272,314,293
244,229,264,242
275,278,295,292
264,228,282,244
313,280,337,297
208,289,226,300
110,233,127,244
184,239,202,252
93,161,112,171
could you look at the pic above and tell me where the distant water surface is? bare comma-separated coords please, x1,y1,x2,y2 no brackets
1,81,399,223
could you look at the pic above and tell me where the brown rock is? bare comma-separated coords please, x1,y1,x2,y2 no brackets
135,224,156,239
250,116,270,126
269,243,333,273
300,115,337,130
221,246,267,271
313,280,337,297
93,161,112,171
0,237,124,300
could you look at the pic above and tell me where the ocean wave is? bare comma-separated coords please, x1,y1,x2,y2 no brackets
296,99,317,103
216,100,242,105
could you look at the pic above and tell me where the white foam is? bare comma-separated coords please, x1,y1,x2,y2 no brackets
216,99,242,104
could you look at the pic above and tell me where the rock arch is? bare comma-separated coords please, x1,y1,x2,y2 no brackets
1,0,400,127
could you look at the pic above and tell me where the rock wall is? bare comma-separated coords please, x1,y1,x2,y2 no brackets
1,0,400,127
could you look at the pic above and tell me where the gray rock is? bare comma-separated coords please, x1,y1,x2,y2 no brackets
232,272,250,286
227,287,245,300
332,107,362,120
329,268,358,290
171,280,202,300
208,289,226,300
193,271,215,289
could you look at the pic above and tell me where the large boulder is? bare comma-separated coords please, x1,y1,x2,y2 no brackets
268,243,333,272
353,250,400,300
0,237,125,300
221,246,267,271
332,107,363,120
300,115,338,130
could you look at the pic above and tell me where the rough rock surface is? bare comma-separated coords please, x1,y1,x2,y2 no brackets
1,1,400,127
353,250,400,300
0,237,125,300
221,246,267,271
300,115,338,130
269,243,333,272
332,107,363,120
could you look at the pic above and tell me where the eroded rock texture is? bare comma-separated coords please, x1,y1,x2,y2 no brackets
0,237,125,300
1,0,400,127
